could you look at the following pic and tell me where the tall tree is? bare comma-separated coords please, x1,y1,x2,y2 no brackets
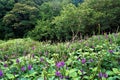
3,2,39,38
0,0,15,39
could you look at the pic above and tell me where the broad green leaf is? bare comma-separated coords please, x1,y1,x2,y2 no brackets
112,68,120,74
6,73,14,79
106,71,114,75
69,69,77,78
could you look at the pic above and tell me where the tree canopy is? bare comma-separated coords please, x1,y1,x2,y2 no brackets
0,0,120,41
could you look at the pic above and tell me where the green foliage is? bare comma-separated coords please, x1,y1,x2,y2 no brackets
0,0,15,39
0,0,15,18
27,20,54,41
0,33,120,79
81,0,120,33
2,2,39,39
27,0,71,41
0,0,120,41
53,4,81,40
51,0,120,41
39,1,62,20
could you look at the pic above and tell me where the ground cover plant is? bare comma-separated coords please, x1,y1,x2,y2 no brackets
0,33,120,80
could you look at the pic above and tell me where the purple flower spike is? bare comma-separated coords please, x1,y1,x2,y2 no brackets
31,54,35,58
4,63,8,67
16,59,20,63
21,66,25,71
98,72,103,78
55,71,61,77
56,61,65,68
65,76,69,79
61,61,65,66
81,58,86,64
60,75,64,79
89,59,94,62
40,58,44,62
0,70,3,77
103,73,108,78
32,46,35,50
80,70,84,74
98,72,108,78
109,50,113,54
28,65,32,70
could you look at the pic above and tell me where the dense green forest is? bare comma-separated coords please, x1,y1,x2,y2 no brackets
0,0,119,41
0,0,120,80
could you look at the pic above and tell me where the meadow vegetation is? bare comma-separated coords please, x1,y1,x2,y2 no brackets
0,0,120,80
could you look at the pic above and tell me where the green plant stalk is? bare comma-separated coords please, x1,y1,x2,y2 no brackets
98,24,101,35
91,55,102,80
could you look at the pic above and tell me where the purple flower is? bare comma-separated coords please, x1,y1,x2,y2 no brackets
109,50,113,53
81,58,86,64
28,65,32,70
16,59,20,63
55,71,61,77
32,46,35,50
45,51,48,56
98,72,103,78
40,58,44,62
4,63,8,67
103,73,108,78
65,76,69,79
92,46,95,48
31,54,34,58
60,75,64,79
21,66,25,71
56,61,65,68
98,72,108,78
89,59,94,62
79,40,83,43
61,61,65,66
0,70,3,77
80,70,84,74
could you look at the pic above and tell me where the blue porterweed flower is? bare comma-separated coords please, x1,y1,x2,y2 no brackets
0,70,3,77
21,66,25,71
81,58,86,64
28,65,32,70
56,61,65,68
16,59,20,63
